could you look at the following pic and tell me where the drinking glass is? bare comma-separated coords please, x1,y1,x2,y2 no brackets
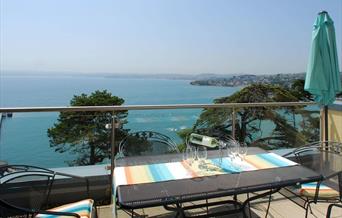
197,146,207,168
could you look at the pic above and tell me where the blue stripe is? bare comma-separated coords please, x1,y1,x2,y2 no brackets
210,158,239,173
258,153,289,167
148,164,163,181
63,205,91,213
39,205,91,218
155,163,174,180
302,182,330,189
302,182,318,188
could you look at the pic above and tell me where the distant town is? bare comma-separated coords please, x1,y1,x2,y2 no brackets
190,73,342,88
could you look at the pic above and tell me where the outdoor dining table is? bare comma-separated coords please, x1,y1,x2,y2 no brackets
113,147,323,217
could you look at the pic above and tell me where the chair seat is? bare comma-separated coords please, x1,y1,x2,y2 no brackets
300,182,339,199
36,199,94,218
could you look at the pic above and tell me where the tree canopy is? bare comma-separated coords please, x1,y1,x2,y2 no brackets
190,83,319,149
47,90,127,166
287,79,313,101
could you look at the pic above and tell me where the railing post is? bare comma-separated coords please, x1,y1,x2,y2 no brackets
111,113,116,171
319,107,326,143
232,107,236,139
110,113,116,203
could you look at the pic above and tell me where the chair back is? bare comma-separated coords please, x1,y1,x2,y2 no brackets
117,131,179,158
0,166,56,217
0,165,90,217
283,141,342,199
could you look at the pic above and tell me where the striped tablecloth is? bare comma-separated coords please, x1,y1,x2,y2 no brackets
114,152,297,187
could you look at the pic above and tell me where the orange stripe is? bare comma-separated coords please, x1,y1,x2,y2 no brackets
180,161,198,177
124,167,134,185
302,188,335,191
244,158,262,169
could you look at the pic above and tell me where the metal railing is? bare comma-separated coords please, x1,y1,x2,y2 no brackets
0,102,316,113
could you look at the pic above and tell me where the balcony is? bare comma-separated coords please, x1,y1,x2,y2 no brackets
0,101,341,217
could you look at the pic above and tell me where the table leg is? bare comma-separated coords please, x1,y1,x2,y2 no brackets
265,190,273,217
242,188,280,218
233,194,238,209
164,203,185,218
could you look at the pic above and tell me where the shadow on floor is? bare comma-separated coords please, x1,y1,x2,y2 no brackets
124,204,263,218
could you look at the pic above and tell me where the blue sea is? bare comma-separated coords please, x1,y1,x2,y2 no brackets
0,75,239,167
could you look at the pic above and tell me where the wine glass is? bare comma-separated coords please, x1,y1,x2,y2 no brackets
182,149,187,161
230,142,239,160
197,146,207,169
185,146,196,165
239,142,248,161
226,144,233,161
218,140,227,166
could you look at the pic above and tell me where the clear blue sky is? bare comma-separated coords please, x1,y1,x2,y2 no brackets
0,0,341,75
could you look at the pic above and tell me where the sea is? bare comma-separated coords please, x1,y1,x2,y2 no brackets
0,75,239,167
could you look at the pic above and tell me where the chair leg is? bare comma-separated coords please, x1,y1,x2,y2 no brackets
304,202,311,218
305,201,315,218
234,194,238,205
326,204,342,218
305,205,309,218
242,207,248,218
175,203,185,218
309,203,314,215
233,194,239,218
327,204,334,218
247,193,252,218
93,206,98,218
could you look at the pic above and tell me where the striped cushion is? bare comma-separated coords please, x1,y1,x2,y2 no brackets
300,182,339,199
36,199,94,218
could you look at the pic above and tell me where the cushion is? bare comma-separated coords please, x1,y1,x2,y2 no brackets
36,199,94,218
300,182,339,199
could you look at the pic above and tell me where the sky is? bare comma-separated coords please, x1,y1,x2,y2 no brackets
0,0,341,75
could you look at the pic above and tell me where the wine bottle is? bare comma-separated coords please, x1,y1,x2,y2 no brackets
189,133,219,148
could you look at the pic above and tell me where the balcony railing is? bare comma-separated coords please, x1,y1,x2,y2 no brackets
0,101,320,203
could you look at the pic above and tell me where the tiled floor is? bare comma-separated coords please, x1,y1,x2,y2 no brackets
98,193,342,218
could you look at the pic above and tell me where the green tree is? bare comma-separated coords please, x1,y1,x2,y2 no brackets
288,79,313,101
192,84,318,149
48,90,128,166
177,128,193,152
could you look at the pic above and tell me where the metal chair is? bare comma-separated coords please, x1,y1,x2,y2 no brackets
0,165,95,218
115,131,180,217
117,131,179,158
280,141,342,218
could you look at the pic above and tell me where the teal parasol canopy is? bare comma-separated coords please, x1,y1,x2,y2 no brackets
304,11,341,106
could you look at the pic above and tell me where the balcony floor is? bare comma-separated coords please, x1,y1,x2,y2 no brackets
98,193,342,218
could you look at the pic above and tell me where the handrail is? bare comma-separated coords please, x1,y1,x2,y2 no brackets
0,102,316,113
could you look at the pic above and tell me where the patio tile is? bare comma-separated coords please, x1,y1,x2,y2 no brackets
98,193,342,218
